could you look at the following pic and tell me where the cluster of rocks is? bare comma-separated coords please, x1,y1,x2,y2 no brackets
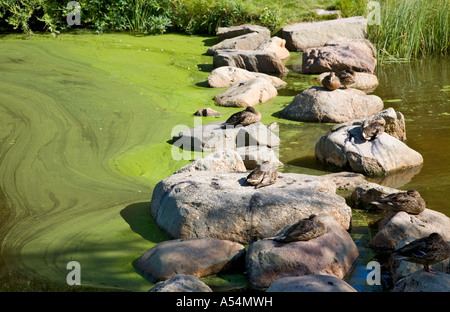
142,18,449,293
138,162,366,291
206,25,290,109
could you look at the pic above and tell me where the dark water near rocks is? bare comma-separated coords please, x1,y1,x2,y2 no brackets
0,33,448,292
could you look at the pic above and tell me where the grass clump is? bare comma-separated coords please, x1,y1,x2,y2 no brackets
368,0,450,61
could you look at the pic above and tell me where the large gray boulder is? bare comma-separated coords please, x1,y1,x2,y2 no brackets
302,38,377,74
331,108,407,142
369,209,450,250
172,121,280,153
281,16,367,51
391,270,450,292
207,66,287,89
214,78,278,107
279,87,384,123
135,237,246,283
206,32,270,56
213,50,288,74
217,24,271,41
314,124,423,175
246,214,359,289
150,171,353,244
267,275,357,292
149,274,213,292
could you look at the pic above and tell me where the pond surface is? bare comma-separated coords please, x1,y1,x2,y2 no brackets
0,32,448,292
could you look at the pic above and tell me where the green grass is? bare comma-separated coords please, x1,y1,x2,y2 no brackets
368,0,450,61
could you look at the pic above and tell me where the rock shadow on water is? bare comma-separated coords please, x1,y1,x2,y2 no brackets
120,202,167,243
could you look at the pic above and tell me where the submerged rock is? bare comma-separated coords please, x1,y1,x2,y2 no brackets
150,171,352,244
149,274,213,292
267,274,357,292
314,124,423,175
391,270,450,292
246,214,358,289
213,49,288,74
194,107,222,117
207,66,287,89
279,87,383,123
281,16,368,51
135,237,246,283
214,77,278,107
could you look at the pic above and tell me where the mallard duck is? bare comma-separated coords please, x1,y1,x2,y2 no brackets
322,72,341,91
274,214,327,243
336,69,356,89
370,190,426,215
224,107,261,127
246,161,277,189
361,115,386,141
390,233,450,273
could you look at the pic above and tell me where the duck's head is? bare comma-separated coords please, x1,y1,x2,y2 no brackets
406,190,421,197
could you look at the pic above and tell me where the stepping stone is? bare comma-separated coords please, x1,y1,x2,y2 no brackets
213,50,288,74
282,16,367,51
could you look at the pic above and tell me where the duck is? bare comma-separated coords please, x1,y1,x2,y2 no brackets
223,107,261,127
321,72,341,91
370,190,426,215
246,161,278,189
361,115,386,141
390,233,450,273
274,214,327,243
336,69,356,89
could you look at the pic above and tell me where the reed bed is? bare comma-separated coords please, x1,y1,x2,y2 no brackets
368,0,450,62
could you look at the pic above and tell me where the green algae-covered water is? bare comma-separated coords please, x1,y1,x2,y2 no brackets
0,32,449,292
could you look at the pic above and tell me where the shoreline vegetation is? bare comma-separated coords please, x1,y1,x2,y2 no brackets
1,0,449,61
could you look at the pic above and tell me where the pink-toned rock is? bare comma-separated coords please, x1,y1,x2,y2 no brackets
214,77,277,107
135,237,246,283
207,66,286,89
213,49,288,74
255,36,290,60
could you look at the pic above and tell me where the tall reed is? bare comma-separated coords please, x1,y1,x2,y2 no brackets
368,0,450,62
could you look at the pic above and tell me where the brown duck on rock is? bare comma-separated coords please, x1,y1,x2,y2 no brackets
321,72,341,91
361,115,386,141
336,69,356,89
370,190,426,215
390,233,450,273
224,107,261,127
246,161,278,189
274,214,327,243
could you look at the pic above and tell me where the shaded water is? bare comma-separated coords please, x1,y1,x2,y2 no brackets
0,33,448,291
